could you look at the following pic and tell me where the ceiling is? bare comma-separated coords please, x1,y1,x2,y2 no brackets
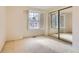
28,6,72,14
60,7,72,14
29,6,66,10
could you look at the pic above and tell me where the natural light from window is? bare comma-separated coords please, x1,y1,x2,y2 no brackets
28,10,40,30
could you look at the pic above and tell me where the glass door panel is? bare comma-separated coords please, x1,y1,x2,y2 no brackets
48,12,58,38
60,7,72,43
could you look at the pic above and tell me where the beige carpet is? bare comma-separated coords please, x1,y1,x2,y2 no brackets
2,36,79,53
53,33,72,42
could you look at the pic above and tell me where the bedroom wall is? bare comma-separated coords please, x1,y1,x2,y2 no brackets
72,6,79,48
0,7,6,51
7,6,46,41
44,12,49,36
65,13,72,33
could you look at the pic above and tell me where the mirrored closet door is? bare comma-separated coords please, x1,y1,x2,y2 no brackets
48,6,72,43
59,7,72,43
48,11,58,39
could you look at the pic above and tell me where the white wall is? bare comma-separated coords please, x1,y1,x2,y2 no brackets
72,7,79,48
44,12,49,36
7,7,45,41
0,7,6,51
65,13,72,33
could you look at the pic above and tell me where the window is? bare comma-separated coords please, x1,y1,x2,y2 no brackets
28,10,40,30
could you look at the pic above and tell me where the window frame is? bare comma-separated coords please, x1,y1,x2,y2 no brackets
28,10,41,31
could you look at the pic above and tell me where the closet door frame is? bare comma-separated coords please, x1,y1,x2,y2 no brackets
49,6,72,41
58,6,72,40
